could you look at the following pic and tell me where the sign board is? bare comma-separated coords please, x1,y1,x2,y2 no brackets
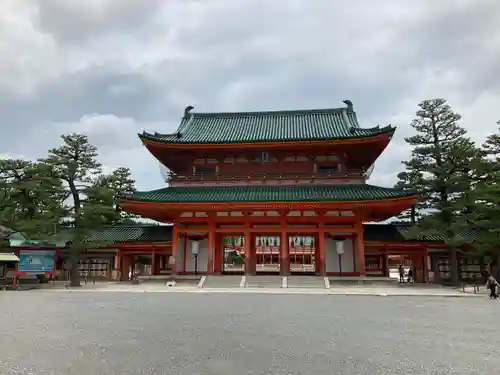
18,250,56,274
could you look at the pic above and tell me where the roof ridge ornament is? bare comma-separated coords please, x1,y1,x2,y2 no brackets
342,100,353,111
184,105,195,118
177,105,195,138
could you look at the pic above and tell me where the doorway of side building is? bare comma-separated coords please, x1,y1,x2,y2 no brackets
222,235,245,274
255,235,280,274
388,255,425,283
289,235,316,275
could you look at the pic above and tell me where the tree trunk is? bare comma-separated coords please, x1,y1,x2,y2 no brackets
491,254,500,280
410,205,416,224
69,247,81,287
481,255,488,283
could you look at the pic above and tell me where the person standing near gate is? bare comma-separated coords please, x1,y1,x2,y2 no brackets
407,267,414,284
398,264,405,283
486,273,499,299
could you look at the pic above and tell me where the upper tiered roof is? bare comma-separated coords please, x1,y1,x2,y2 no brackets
139,100,395,146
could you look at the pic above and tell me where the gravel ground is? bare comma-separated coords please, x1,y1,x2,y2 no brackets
0,292,498,375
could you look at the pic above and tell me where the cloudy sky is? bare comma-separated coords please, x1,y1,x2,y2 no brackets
1,0,499,191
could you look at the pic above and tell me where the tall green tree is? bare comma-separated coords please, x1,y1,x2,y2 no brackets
93,166,137,223
466,122,500,278
0,159,64,238
396,99,482,284
395,169,424,223
40,134,120,287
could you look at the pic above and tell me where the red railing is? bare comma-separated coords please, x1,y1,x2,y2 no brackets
167,169,365,182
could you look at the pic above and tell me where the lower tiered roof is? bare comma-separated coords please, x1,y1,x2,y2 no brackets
72,224,480,244
7,224,478,249
119,185,417,222
122,184,414,203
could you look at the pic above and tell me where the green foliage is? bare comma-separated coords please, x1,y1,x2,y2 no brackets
395,99,483,283
38,133,137,286
395,170,422,223
0,132,138,285
0,235,10,251
39,134,137,233
93,166,137,223
0,159,64,239
465,123,500,260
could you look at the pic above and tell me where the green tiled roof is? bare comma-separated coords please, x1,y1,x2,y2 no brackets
124,185,415,203
48,225,172,246
140,102,395,144
364,223,479,243
88,225,171,244
396,225,479,242
18,223,478,248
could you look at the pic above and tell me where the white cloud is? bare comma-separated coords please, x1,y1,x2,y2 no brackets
0,0,498,195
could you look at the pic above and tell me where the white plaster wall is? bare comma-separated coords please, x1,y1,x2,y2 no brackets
325,237,355,273
177,237,209,273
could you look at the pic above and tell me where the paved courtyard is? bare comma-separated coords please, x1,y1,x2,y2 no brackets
0,292,498,375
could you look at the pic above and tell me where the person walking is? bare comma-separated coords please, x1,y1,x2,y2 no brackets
486,273,499,299
407,267,414,284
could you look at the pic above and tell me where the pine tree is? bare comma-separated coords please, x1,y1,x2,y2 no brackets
467,122,500,278
40,134,118,287
0,159,64,238
395,170,424,223
94,167,137,223
396,99,482,284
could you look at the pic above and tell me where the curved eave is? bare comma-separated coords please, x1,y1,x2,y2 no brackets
364,196,418,222
138,127,396,150
119,194,417,212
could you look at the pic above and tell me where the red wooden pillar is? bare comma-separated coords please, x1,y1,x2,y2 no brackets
214,233,223,274
171,226,179,277
151,247,157,275
130,256,136,279
113,251,120,281
280,228,289,276
244,231,255,275
384,246,390,277
315,237,321,274
423,247,429,283
182,233,188,273
207,222,216,274
317,222,326,276
355,222,366,275
120,254,131,281
12,249,19,288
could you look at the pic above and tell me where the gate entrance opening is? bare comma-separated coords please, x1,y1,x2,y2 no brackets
256,235,280,274
289,235,316,274
222,235,245,274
